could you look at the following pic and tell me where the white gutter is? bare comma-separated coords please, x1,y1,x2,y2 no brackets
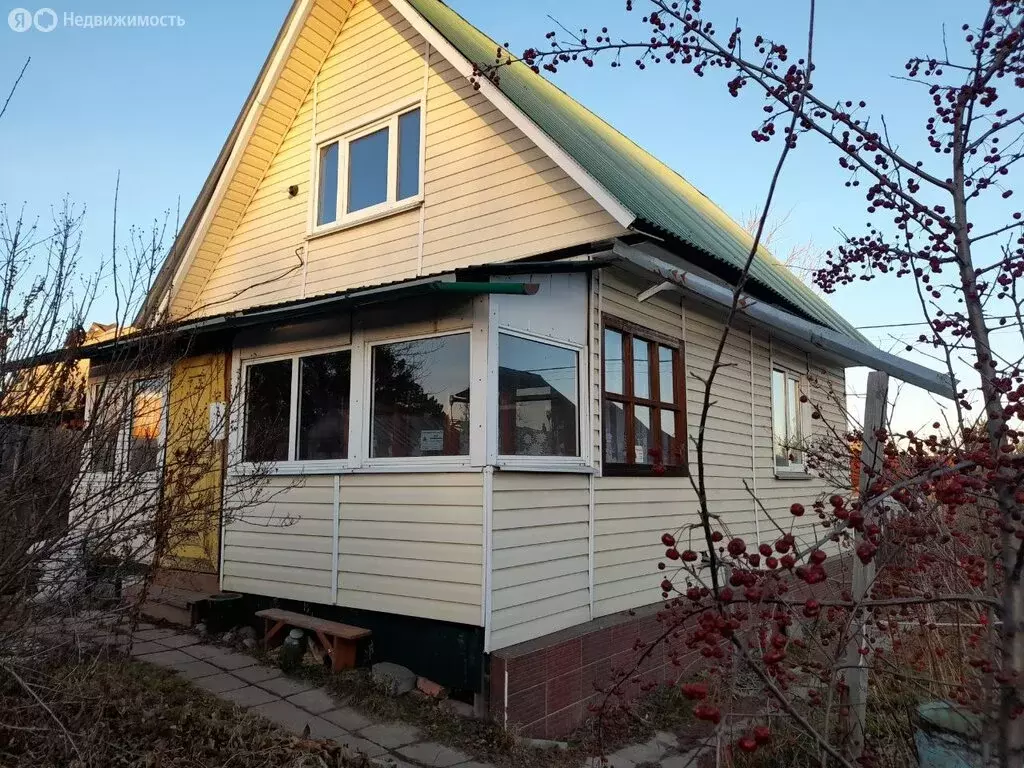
612,241,956,399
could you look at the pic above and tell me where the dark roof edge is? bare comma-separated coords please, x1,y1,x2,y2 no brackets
136,0,305,325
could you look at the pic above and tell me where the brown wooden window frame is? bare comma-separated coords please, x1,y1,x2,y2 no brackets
601,315,688,477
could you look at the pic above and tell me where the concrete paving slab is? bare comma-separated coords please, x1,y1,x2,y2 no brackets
235,665,282,684
221,685,278,708
397,742,473,767
183,644,223,660
286,687,337,715
359,722,421,749
194,672,248,694
322,707,373,732
137,649,196,667
133,628,180,641
257,675,314,697
204,650,257,671
128,641,166,656
155,633,200,649
252,699,319,735
173,660,221,680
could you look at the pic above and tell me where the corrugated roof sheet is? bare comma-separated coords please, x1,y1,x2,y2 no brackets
406,0,865,342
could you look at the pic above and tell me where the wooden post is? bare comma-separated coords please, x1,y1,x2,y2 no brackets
845,370,888,758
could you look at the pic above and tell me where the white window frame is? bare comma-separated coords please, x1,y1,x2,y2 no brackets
362,328,475,471
84,375,169,484
309,96,426,237
771,367,809,477
494,327,589,471
235,343,355,474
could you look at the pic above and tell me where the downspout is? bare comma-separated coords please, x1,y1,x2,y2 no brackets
416,41,430,277
750,328,759,545
302,75,319,300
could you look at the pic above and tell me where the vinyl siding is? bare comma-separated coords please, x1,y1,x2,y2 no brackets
592,269,848,618
490,472,590,650
182,0,625,317
222,474,336,603
337,473,483,625
221,471,484,624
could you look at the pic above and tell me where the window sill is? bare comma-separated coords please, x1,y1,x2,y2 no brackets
775,469,813,481
230,459,478,476
495,460,594,474
308,197,423,241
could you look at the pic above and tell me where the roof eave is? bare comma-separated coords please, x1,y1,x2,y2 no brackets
613,240,956,399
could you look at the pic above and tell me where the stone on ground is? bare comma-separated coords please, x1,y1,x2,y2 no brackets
416,676,444,698
371,661,416,696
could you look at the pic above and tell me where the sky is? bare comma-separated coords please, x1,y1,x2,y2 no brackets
0,0,1015,433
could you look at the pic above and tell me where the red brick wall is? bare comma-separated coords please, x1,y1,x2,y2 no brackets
489,604,701,739
488,557,854,738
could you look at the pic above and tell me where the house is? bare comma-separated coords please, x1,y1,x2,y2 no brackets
68,0,953,737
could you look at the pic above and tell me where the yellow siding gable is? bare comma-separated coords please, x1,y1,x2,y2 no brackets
175,0,625,319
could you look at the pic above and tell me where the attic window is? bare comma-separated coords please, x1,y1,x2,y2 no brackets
315,105,423,229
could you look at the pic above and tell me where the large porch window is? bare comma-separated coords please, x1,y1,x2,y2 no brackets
242,349,351,464
369,333,470,459
497,333,579,458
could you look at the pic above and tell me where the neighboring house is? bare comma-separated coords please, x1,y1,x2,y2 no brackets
65,0,952,737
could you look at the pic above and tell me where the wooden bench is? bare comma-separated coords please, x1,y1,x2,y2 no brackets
256,608,371,672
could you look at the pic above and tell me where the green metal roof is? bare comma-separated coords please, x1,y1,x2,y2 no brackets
406,0,865,342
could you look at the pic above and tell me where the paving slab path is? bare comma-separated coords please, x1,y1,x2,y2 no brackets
110,623,495,768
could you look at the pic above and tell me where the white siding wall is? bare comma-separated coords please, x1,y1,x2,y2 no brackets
337,473,483,625
490,472,590,650
221,472,484,624
592,269,848,618
184,0,625,317
223,475,336,603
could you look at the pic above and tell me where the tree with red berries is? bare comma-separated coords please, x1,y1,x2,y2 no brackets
485,1,1024,764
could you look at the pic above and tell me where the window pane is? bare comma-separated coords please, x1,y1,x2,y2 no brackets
604,329,624,395
371,334,470,458
634,405,654,464
658,346,675,404
498,334,578,457
660,409,680,466
129,380,164,474
633,339,650,399
317,141,339,226
89,392,119,473
298,352,350,461
347,127,389,213
397,109,421,200
244,360,292,463
603,400,627,464
787,376,802,464
772,370,788,467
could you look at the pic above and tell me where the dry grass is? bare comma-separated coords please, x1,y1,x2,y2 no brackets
0,658,360,767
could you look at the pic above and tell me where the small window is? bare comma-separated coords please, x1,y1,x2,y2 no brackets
772,369,804,469
88,390,120,473
128,379,165,474
243,360,292,463
602,318,687,475
370,334,470,459
315,106,422,229
298,351,350,461
498,333,579,457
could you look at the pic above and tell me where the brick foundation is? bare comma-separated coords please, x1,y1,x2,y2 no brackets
489,603,702,739
489,556,854,738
